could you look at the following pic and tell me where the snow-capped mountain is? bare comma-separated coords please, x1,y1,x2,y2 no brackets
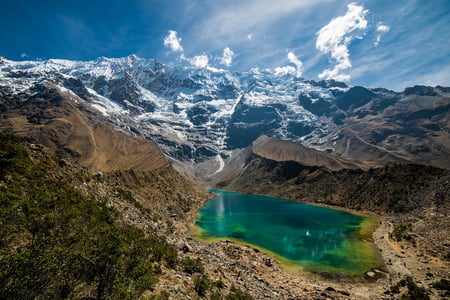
1,55,449,171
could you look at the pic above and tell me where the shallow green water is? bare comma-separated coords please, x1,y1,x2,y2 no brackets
195,190,381,274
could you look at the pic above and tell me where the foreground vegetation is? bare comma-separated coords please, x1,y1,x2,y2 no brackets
0,133,177,299
0,132,257,299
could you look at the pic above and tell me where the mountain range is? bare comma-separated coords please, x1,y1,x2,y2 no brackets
1,55,449,178
1,55,450,299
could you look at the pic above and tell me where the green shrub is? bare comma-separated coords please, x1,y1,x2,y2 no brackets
225,286,254,300
194,274,210,297
215,280,225,288
389,277,429,300
181,257,204,274
210,291,223,300
0,132,177,299
391,223,412,242
433,278,450,291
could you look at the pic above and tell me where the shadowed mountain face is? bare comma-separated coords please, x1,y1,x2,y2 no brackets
213,135,450,215
1,56,449,299
1,56,449,175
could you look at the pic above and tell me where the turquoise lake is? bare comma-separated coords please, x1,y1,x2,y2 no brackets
195,190,381,274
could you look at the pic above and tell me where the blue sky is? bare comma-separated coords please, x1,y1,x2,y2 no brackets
0,0,449,91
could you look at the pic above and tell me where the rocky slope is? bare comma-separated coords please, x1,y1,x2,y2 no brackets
0,81,209,222
1,56,449,174
1,55,449,299
212,135,450,298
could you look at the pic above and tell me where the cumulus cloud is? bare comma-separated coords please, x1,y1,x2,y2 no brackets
163,30,210,69
374,22,390,46
273,51,303,77
189,54,209,68
316,2,368,81
377,24,390,32
163,30,184,52
274,66,297,76
287,52,303,77
220,47,235,66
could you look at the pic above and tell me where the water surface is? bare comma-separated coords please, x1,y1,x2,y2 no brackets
195,190,381,274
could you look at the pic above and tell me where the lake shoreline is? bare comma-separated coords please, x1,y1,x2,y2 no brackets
192,189,385,280
180,189,448,299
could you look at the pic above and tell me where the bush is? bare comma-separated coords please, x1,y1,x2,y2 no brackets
0,133,177,299
226,286,254,300
194,274,210,297
215,280,225,288
391,223,412,242
181,257,204,274
211,291,223,300
433,278,450,291
389,277,429,300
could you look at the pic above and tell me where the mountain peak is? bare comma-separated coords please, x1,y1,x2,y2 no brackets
1,56,449,172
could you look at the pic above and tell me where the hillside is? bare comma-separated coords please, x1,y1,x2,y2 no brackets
1,57,449,174
0,132,186,299
213,136,450,297
0,56,449,299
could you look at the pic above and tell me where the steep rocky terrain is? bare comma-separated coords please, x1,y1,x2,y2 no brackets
0,81,210,222
1,56,449,299
216,137,449,214
1,56,449,174
2,129,448,299
213,135,450,298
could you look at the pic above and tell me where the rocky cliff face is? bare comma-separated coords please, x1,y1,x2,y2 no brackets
1,56,449,175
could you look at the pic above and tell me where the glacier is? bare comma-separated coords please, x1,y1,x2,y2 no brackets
2,54,448,172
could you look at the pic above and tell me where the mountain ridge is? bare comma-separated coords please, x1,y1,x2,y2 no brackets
1,55,449,175
1,55,450,299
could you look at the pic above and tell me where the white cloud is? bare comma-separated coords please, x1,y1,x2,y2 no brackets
189,54,209,68
162,30,220,70
273,51,303,77
220,47,235,66
163,30,184,52
287,51,303,77
247,33,253,41
374,22,390,47
377,24,390,32
21,53,29,58
316,2,368,81
274,66,297,76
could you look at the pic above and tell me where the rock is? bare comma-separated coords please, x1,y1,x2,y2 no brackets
181,243,191,253
263,257,272,267
365,271,376,278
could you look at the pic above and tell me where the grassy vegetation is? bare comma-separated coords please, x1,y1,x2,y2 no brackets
433,278,450,297
180,257,204,275
0,132,177,299
390,223,413,242
225,286,254,300
389,276,429,300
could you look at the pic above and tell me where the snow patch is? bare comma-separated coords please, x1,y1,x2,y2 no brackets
212,154,225,175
